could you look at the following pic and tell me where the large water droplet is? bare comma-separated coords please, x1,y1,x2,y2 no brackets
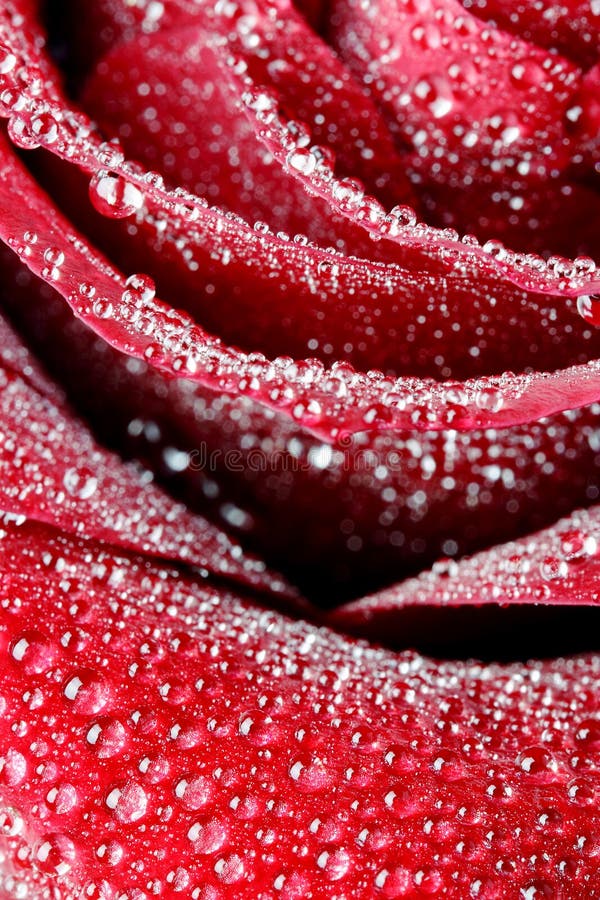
577,294,600,326
10,630,58,674
174,773,214,810
33,833,77,877
63,669,110,715
89,170,144,219
105,781,148,823
187,818,229,854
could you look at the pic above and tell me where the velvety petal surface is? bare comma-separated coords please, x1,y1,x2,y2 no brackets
0,1,599,442
0,306,294,600
1,517,600,896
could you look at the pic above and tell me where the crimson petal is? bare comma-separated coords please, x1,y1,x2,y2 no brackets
81,3,417,237
326,0,599,257
459,0,600,67
4,273,599,601
0,4,599,441
330,502,600,642
1,518,600,895
0,306,295,600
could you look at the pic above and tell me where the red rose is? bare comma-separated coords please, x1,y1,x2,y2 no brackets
0,0,599,895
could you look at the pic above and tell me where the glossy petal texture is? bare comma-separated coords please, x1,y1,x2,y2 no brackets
1,518,600,897
327,0,600,255
0,306,293,599
3,256,600,600
460,0,600,67
81,7,418,235
0,0,600,896
330,503,600,643
0,1,600,441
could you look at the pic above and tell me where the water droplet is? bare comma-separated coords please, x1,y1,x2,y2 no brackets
174,774,214,810
96,839,124,868
0,749,27,786
7,115,40,149
86,718,127,759
539,556,568,581
332,177,364,211
63,669,110,715
31,112,59,144
10,630,58,674
89,170,144,219
0,807,24,836
517,746,558,779
0,44,17,75
105,781,148,823
238,710,281,746
92,298,114,319
475,387,504,413
43,247,65,267
123,273,156,302
187,818,229,854
33,833,77,877
214,853,245,885
46,783,79,815
384,205,418,234
315,846,351,881
63,467,98,500
286,148,317,175
577,294,600,326
567,776,596,806
288,754,332,793
78,282,96,299
575,718,600,749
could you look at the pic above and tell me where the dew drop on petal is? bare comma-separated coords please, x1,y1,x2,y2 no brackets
89,170,144,219
33,833,77,878
124,273,156,302
173,774,214,811
104,781,148,824
577,293,600,326
0,807,24,837
10,630,59,674
63,466,98,500
63,669,110,715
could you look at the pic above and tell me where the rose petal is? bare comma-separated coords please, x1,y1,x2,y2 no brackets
5,130,600,442
1,2,600,443
81,5,417,233
0,305,295,600
1,517,600,895
459,0,600,67
4,263,600,601
327,0,580,182
80,25,391,255
330,502,600,641
326,0,597,256
3,0,599,294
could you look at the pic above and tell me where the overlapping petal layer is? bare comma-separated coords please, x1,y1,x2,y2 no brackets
1,517,600,897
0,307,294,600
3,258,600,600
0,0,599,895
0,0,600,440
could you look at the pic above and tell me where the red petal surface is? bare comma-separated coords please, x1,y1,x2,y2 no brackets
3,128,600,438
460,0,600,67
331,502,600,642
81,6,417,235
3,257,600,602
1,2,600,895
1,517,600,896
327,0,600,256
0,2,599,442
0,304,293,599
